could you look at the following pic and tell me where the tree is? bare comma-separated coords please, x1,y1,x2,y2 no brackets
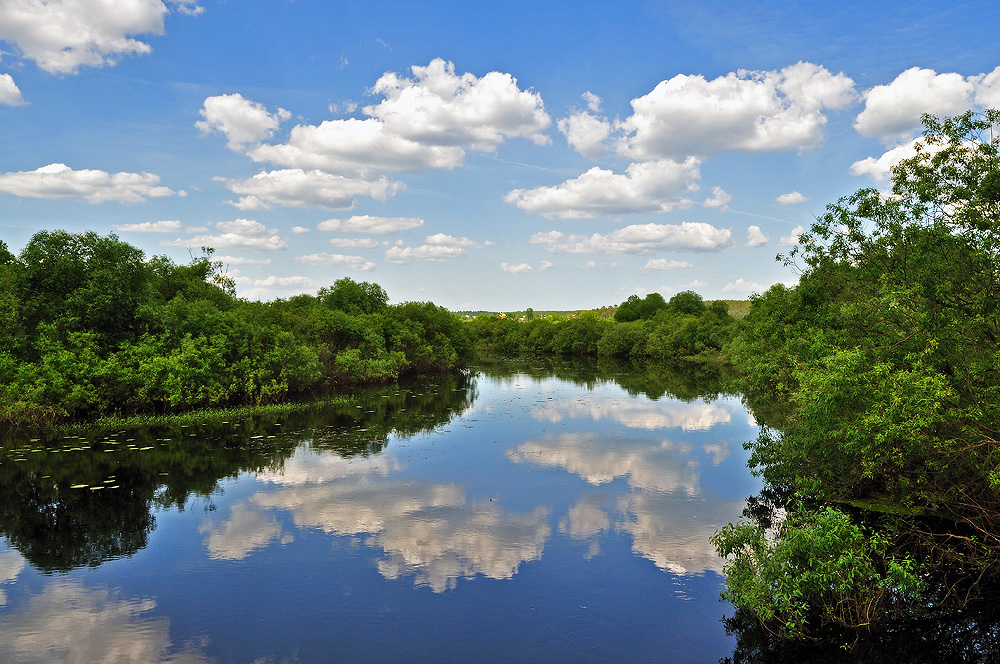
720,110,1000,640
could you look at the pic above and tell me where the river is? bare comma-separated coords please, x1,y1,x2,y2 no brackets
0,359,761,663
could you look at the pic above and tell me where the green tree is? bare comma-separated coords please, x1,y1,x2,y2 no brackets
720,110,1000,641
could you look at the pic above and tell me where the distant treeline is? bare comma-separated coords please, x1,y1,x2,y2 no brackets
0,231,473,426
468,290,737,365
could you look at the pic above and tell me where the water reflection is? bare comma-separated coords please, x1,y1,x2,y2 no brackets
0,580,213,664
206,462,553,592
0,361,757,662
0,547,24,606
0,372,476,572
531,396,732,431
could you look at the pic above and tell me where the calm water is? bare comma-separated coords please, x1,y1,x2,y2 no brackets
0,360,761,663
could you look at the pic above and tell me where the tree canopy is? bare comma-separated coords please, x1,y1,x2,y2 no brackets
718,110,1000,642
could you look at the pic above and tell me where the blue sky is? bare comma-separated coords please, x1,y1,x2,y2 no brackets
1,0,998,310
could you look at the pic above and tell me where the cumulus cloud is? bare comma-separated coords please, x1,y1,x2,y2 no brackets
384,234,484,264
0,0,182,75
291,225,310,234
505,158,701,219
849,136,950,182
723,278,768,293
582,91,602,113
0,163,177,203
295,252,376,271
775,191,807,205
746,225,769,247
702,186,731,211
221,59,550,178
112,219,207,233
778,224,805,247
163,218,286,252
558,111,612,158
252,275,318,288
213,255,272,266
500,260,553,275
366,58,551,150
617,62,856,160
248,117,465,176
218,169,402,211
0,74,24,105
328,237,379,249
854,67,975,142
641,259,693,272
530,222,732,255
973,66,1000,108
196,93,291,150
317,215,424,234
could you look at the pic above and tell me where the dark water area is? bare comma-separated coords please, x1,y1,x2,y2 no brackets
0,359,763,663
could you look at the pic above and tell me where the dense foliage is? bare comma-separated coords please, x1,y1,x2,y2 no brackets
0,233,473,426
716,111,1000,643
469,290,735,365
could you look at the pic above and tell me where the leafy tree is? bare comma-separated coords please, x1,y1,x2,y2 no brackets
720,110,1000,641
319,277,389,315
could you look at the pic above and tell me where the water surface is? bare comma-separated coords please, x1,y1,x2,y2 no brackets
0,361,760,663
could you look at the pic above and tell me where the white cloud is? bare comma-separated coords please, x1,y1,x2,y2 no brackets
112,219,206,233
328,237,379,249
723,278,767,293
317,215,424,234
248,117,465,176
218,169,402,211
778,224,805,247
505,158,701,219
241,59,550,177
196,93,291,150
384,234,483,264
163,218,286,252
295,252,376,271
617,62,856,159
746,225,769,247
213,255,272,266
973,66,1000,108
582,91,602,113
0,163,177,204
849,136,950,181
775,191,807,205
168,0,203,16
854,67,975,141
0,74,24,105
0,0,179,75
702,186,731,211
557,111,612,158
253,275,318,288
530,222,732,255
366,58,551,150
500,260,552,275
641,259,693,272
291,225,310,234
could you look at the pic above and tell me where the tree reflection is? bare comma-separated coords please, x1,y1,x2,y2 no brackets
0,371,475,572
475,354,730,401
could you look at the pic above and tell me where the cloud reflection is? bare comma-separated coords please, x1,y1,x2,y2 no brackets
509,432,745,575
531,396,732,431
0,580,212,663
203,445,552,592
0,547,25,606
508,432,701,494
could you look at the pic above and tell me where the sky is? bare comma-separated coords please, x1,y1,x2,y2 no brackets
1,0,998,311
